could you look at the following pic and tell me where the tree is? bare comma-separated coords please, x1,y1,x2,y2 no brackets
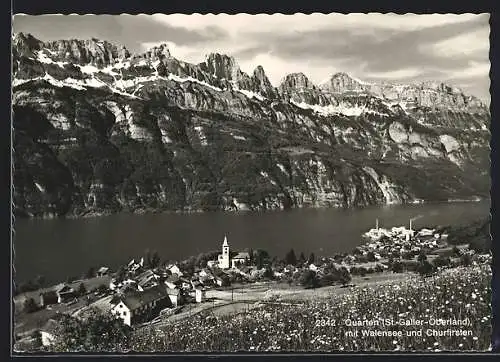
299,252,306,265
150,251,161,269
86,267,96,279
23,298,39,313
96,284,108,295
352,248,363,256
308,252,316,265
263,266,274,280
366,251,376,262
417,250,427,263
460,253,473,267
116,266,127,282
358,267,367,277
299,270,319,289
77,282,87,296
285,249,297,266
318,272,337,287
66,276,77,284
254,249,269,269
339,267,352,286
402,251,414,260
49,311,132,352
391,261,404,273
433,254,451,268
144,249,152,269
452,246,462,257
35,275,46,288
31,330,42,349
248,248,254,265
417,260,436,277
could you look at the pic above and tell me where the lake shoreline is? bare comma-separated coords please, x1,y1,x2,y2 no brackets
14,197,487,221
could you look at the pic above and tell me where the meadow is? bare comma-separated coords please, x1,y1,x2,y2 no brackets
131,265,491,352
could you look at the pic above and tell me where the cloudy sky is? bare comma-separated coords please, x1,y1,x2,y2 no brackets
13,13,490,102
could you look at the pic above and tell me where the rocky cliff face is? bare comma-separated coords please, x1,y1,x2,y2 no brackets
12,33,490,218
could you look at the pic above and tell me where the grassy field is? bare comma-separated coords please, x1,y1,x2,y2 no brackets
14,275,112,337
132,265,490,352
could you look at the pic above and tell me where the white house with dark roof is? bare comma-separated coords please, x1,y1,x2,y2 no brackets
97,266,109,277
168,264,182,276
111,285,172,326
165,274,181,290
166,287,182,307
231,251,250,268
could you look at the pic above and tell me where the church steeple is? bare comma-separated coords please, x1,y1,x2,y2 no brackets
219,235,230,269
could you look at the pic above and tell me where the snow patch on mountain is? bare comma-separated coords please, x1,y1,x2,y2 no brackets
37,50,67,68
231,134,247,141
291,100,365,116
236,89,265,101
167,74,223,92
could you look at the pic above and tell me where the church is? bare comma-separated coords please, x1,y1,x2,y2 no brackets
217,236,250,269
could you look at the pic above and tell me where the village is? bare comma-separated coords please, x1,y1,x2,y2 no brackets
14,219,492,351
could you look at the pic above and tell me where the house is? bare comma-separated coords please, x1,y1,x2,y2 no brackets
97,267,109,277
166,287,182,307
309,263,318,272
207,260,217,268
136,270,159,291
109,279,118,291
199,269,212,278
39,290,58,307
180,278,191,290
56,285,76,303
130,263,142,273
199,275,214,286
195,287,206,303
110,278,137,291
111,285,172,326
215,275,229,287
165,274,181,290
168,264,182,276
191,280,203,289
231,252,250,268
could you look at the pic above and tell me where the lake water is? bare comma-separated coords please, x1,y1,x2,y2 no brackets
14,201,489,284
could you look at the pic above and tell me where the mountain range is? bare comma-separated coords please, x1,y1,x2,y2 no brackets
12,33,491,218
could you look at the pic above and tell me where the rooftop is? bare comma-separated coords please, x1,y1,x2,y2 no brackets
233,252,250,259
119,285,169,311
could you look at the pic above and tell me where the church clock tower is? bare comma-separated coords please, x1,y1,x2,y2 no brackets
219,235,230,269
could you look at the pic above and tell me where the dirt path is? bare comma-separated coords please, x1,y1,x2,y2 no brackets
154,271,415,328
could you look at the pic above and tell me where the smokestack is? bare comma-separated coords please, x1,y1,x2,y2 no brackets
376,218,379,230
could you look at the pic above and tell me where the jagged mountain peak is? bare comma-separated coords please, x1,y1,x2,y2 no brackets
12,32,43,56
280,72,315,90
201,52,245,84
204,52,238,66
319,72,368,93
253,65,266,76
